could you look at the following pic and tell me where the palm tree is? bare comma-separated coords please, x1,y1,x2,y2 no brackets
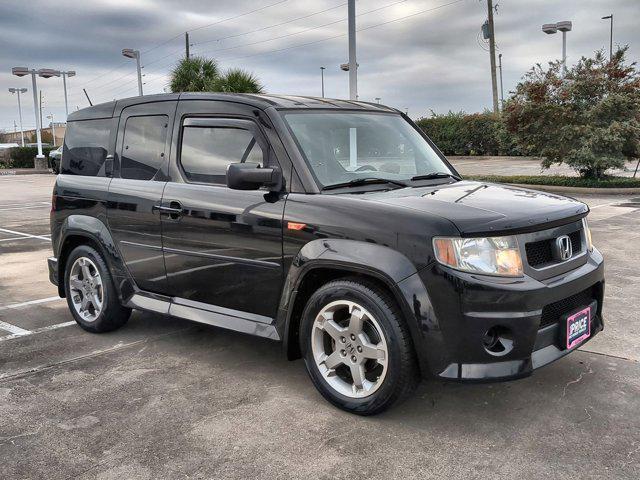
169,57,264,94
169,56,219,93
214,68,264,94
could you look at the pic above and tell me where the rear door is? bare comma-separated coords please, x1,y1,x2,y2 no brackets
107,101,176,294
160,101,286,319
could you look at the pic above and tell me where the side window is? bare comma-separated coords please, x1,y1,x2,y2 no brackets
120,115,168,181
180,126,264,184
61,118,111,176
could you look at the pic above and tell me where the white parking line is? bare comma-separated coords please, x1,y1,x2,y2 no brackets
0,296,62,311
0,321,76,342
0,227,51,242
0,320,30,336
0,202,49,208
0,205,51,211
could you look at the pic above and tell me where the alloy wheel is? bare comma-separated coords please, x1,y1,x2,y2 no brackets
68,256,104,322
311,300,388,398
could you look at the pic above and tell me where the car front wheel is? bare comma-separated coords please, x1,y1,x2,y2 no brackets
300,278,419,415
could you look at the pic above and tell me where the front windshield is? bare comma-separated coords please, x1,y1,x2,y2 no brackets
284,112,454,188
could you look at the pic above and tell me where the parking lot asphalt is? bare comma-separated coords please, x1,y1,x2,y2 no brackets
1,174,639,480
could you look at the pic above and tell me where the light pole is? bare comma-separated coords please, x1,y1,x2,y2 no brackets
11,67,60,162
47,113,56,146
375,97,381,104
347,0,357,100
60,70,76,119
542,21,572,73
320,66,325,98
122,49,143,96
8,87,27,146
602,15,613,61
498,53,504,110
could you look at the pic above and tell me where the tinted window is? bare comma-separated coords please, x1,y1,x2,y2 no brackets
62,118,111,176
180,126,263,184
120,115,168,181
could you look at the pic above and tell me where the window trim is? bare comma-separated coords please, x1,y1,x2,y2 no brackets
118,114,169,181
177,117,269,187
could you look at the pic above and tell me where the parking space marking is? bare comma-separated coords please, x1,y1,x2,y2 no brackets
0,320,31,336
0,202,49,208
0,205,51,211
0,227,51,242
0,321,76,342
0,296,62,311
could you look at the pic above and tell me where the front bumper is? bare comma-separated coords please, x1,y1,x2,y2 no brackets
398,247,605,381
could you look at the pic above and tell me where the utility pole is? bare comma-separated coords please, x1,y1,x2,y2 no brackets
602,15,613,61
498,53,504,110
347,0,357,100
39,90,43,135
47,113,56,146
487,0,499,113
185,32,190,59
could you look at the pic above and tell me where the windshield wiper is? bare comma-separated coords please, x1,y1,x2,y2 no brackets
322,177,408,191
411,172,461,181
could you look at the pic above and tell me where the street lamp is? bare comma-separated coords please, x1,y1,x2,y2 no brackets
47,113,56,146
375,97,381,104
320,66,325,98
11,66,60,162
8,87,27,146
602,15,613,62
60,70,76,119
542,21,572,73
122,49,143,96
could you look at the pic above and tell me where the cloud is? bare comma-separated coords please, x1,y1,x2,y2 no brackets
0,0,637,131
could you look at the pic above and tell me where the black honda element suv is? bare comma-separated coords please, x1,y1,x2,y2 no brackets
49,93,604,415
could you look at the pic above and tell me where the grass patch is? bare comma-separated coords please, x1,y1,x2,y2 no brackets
466,175,640,188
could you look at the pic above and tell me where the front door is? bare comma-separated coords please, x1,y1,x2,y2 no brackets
107,101,176,294
160,115,285,319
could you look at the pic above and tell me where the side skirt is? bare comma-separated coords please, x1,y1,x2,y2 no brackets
126,292,280,341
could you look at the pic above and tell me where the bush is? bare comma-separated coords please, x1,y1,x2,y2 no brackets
8,146,55,168
466,174,640,188
504,47,640,178
416,111,520,156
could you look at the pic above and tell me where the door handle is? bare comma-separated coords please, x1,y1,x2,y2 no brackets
153,202,183,219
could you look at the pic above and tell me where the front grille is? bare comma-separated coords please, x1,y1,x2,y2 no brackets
539,286,595,328
525,229,582,268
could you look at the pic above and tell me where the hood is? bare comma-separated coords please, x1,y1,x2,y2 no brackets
367,181,588,235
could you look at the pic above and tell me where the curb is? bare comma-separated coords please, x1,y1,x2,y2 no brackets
0,169,52,176
506,183,640,195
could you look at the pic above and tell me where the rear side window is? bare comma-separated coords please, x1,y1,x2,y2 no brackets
62,119,111,176
120,115,168,181
180,126,263,184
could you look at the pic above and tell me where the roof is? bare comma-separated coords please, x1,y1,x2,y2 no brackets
67,92,398,121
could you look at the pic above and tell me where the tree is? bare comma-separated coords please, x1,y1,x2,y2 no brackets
169,57,264,94
169,57,219,93
504,47,640,178
214,68,264,94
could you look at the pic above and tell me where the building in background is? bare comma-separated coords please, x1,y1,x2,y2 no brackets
0,122,66,146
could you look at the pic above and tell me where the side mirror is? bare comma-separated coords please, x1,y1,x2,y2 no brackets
227,162,282,191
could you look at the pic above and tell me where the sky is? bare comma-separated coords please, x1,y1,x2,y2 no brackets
0,0,638,133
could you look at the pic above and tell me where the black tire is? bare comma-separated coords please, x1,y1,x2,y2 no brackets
64,245,131,333
300,277,419,415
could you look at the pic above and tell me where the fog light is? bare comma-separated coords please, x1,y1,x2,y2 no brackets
483,326,514,356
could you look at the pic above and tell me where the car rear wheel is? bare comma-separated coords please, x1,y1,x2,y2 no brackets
300,278,419,415
64,245,131,333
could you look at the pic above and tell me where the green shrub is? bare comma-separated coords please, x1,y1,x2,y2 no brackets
504,47,640,178
416,111,520,156
9,146,55,168
466,174,640,188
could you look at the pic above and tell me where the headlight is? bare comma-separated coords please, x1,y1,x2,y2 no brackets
582,217,593,252
433,235,523,277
